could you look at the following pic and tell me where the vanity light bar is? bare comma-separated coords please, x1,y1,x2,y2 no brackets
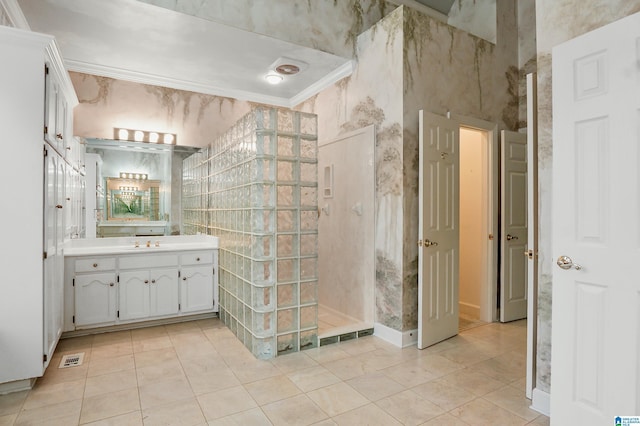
119,172,148,180
114,127,177,145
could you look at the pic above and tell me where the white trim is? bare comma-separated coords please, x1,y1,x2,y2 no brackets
290,60,355,107
0,378,35,395
66,59,355,109
530,388,550,417
374,323,418,348
0,0,30,30
525,72,539,400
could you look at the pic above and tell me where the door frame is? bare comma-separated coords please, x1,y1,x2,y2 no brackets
453,114,499,323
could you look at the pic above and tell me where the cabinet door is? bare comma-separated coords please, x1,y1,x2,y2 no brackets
44,67,58,149
75,273,116,326
180,266,214,313
119,270,150,320
150,268,179,316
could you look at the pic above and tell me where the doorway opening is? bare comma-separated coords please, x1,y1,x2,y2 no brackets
459,126,493,331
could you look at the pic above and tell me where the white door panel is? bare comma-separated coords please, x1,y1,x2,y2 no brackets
418,111,460,348
500,130,528,322
551,11,640,424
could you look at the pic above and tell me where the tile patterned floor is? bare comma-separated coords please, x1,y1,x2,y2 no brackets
0,319,550,425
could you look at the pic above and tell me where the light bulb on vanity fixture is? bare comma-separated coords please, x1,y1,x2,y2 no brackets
114,127,177,145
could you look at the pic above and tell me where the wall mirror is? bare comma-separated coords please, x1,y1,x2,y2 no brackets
85,138,202,237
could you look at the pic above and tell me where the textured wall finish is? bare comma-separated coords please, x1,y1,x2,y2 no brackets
448,0,496,43
534,0,640,393
70,72,252,148
298,4,518,333
135,0,396,58
297,7,405,331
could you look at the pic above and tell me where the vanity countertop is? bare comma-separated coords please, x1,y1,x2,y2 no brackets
63,234,219,256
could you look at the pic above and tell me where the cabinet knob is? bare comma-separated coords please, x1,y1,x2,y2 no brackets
56,133,63,139
144,280,149,284
56,204,63,209
93,263,98,268
183,277,187,281
109,283,114,287
151,279,156,283
196,257,200,262
66,146,71,150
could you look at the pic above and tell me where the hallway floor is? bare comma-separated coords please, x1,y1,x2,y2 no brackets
0,319,549,425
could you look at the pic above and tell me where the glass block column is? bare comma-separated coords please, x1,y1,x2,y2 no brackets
182,107,318,359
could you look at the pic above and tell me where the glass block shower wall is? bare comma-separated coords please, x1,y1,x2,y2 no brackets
182,107,319,359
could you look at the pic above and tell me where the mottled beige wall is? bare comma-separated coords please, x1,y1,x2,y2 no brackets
297,7,405,330
136,0,396,58
70,72,252,148
535,0,640,393
401,2,518,330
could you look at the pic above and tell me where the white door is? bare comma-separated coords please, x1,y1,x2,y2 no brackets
500,130,528,322
551,12,640,424
418,111,460,348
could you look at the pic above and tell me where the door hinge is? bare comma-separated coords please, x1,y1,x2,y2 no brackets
72,278,75,287
212,267,215,274
178,303,181,310
178,271,181,278
43,354,47,363
44,64,49,75
117,310,119,318
44,145,48,156
117,275,120,283
524,249,535,260
72,315,75,324
213,299,215,306
43,251,48,260
44,125,48,135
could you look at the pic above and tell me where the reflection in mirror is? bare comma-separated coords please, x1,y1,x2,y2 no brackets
85,138,202,238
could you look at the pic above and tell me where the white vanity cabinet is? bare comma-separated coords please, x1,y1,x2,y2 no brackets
64,237,219,333
118,254,180,321
0,25,79,389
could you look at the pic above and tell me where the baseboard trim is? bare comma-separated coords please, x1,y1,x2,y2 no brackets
0,378,35,395
530,388,550,417
374,323,418,348
459,301,480,318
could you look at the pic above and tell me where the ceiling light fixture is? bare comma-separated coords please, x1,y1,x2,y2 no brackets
264,73,283,85
114,128,177,145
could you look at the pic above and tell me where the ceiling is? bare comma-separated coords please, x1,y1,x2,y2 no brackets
17,0,354,108
16,0,458,108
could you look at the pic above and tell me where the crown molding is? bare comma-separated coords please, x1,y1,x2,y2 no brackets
66,59,354,109
290,60,355,108
0,0,30,30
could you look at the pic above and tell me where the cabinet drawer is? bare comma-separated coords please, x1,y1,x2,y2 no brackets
119,253,179,269
180,251,213,266
75,257,116,273
135,226,166,236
